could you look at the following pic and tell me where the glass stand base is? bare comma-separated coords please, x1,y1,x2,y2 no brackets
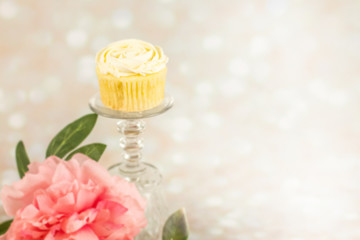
108,162,162,190
108,163,169,240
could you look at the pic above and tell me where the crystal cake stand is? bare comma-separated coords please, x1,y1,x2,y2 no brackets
89,93,174,240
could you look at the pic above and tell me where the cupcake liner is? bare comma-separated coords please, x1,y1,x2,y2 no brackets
97,68,166,112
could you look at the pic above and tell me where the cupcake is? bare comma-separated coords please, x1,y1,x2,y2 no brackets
96,39,168,112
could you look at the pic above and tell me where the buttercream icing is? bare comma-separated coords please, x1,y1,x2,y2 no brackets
96,39,168,77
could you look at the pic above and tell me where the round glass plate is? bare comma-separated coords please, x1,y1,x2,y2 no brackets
89,93,174,119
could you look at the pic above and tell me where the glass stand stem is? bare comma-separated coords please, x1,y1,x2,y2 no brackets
118,120,145,173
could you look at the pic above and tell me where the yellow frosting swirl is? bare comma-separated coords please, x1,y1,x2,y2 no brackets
96,39,168,77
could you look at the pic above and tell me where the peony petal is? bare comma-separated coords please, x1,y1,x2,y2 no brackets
33,215,60,231
61,213,84,233
44,232,56,240
90,221,122,238
47,181,75,200
93,205,110,222
61,209,97,234
20,204,40,219
43,223,61,239
27,156,59,174
75,186,101,212
78,208,97,223
67,226,99,240
55,226,99,240
34,191,55,215
1,173,51,216
77,158,113,186
89,200,128,237
52,161,75,183
0,157,62,216
102,200,127,224
70,153,92,165
104,231,132,240
1,185,27,217
108,176,146,210
6,216,46,239
54,192,75,213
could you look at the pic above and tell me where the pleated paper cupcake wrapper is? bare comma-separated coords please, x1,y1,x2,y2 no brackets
97,70,166,112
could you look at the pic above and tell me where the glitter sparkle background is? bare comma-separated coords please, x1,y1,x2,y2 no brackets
1,0,360,239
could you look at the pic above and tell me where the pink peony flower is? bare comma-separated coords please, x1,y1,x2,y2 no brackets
1,154,147,240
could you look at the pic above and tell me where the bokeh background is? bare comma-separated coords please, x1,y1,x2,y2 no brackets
1,0,360,239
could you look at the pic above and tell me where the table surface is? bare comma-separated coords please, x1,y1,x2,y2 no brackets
1,0,360,239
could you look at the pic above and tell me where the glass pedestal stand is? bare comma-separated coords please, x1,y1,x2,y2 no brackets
89,93,174,240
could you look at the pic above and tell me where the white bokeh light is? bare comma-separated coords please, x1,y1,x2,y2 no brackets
228,57,250,77
203,35,223,51
66,29,88,48
8,113,26,129
112,9,133,28
0,1,18,19
77,55,96,83
29,88,45,103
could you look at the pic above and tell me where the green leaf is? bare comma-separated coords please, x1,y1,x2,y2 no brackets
0,219,13,235
46,114,97,158
65,143,106,161
46,114,98,158
162,208,189,240
15,141,30,178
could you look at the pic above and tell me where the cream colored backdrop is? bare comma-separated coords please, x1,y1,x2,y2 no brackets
1,0,360,239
